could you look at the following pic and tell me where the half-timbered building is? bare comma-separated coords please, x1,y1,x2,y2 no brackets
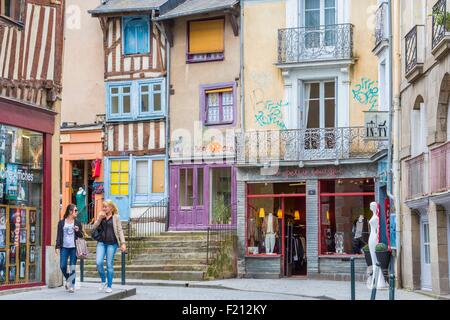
0,0,64,290
89,0,168,220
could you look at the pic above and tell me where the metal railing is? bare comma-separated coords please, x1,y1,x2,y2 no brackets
430,141,450,193
432,0,449,48
405,26,418,75
375,2,388,47
278,23,354,64
406,153,426,199
236,127,388,164
127,198,168,260
206,225,238,279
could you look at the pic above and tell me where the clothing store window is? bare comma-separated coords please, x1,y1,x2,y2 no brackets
247,197,282,256
0,125,43,286
319,179,375,255
210,167,232,225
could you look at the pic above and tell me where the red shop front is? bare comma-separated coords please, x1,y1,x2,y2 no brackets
0,97,55,290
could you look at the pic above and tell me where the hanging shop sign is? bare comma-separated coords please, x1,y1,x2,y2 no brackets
364,111,389,140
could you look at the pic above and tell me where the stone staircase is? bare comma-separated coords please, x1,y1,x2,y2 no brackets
82,231,212,281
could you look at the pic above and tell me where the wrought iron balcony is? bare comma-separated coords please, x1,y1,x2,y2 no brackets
432,0,450,59
405,25,425,81
406,154,426,199
430,141,450,193
374,2,388,50
236,127,388,165
277,24,354,65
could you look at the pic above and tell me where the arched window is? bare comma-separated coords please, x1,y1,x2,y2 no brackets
123,16,149,55
411,97,427,157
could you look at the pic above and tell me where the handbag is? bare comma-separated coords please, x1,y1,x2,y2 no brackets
75,237,89,259
92,223,103,242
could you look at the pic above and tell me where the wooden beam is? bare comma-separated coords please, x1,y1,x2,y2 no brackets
228,11,239,37
162,20,174,47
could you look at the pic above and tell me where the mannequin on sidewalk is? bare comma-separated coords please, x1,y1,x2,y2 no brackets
368,202,387,289
262,212,279,254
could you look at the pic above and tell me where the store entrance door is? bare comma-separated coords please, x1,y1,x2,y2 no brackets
284,196,307,277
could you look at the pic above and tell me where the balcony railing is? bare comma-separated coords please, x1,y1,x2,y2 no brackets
375,2,388,48
405,25,425,78
430,141,450,193
278,24,354,64
236,127,388,165
432,0,450,48
406,154,426,199
405,26,418,75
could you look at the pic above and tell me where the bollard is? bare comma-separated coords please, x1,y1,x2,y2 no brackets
121,252,126,286
370,263,380,300
80,258,84,283
389,274,395,300
350,257,355,300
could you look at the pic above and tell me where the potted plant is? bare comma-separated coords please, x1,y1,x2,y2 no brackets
362,244,372,267
212,194,231,225
375,243,391,271
431,10,450,30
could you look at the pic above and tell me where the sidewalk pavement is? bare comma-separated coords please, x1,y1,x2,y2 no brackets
0,282,136,300
83,277,437,300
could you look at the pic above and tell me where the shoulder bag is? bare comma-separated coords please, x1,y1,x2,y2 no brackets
75,236,89,259
92,221,104,242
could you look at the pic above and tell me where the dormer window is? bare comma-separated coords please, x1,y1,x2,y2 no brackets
123,16,150,55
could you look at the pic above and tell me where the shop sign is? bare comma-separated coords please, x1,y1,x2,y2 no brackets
364,111,389,140
276,167,343,178
14,213,20,248
0,166,34,182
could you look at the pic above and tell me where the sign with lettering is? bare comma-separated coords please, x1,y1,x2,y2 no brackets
364,111,389,140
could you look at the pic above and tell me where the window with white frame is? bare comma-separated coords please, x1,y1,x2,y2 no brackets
411,101,427,157
110,85,132,117
304,0,337,47
107,80,165,121
133,158,166,204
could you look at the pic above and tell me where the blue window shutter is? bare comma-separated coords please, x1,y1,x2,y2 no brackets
137,23,148,54
124,17,149,55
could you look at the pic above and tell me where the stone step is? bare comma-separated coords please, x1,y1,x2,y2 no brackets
130,258,207,266
83,271,205,281
83,264,207,272
132,252,208,260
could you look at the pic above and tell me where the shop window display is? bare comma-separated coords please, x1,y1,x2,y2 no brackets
320,179,374,255
0,125,43,287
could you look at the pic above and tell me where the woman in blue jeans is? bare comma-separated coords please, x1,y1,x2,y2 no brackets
92,200,126,293
56,204,84,293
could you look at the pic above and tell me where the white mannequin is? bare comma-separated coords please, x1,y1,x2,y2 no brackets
368,202,388,289
77,187,86,195
264,213,277,254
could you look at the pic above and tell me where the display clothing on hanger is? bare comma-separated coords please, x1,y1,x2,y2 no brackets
76,188,88,224
352,216,369,254
262,214,278,254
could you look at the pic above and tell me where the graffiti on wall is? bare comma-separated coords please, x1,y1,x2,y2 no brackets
352,77,379,111
252,89,288,130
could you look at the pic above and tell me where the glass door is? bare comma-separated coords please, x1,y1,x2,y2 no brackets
420,218,432,290
109,159,130,221
303,81,336,159
304,0,337,51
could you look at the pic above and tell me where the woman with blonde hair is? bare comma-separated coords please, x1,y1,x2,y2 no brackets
92,200,126,293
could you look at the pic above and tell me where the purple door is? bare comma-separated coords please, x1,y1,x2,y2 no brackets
169,166,207,230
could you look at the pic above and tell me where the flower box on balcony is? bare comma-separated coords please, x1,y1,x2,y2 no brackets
432,0,450,60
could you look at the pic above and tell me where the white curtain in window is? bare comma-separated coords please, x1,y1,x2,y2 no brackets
136,161,148,194
304,83,311,129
